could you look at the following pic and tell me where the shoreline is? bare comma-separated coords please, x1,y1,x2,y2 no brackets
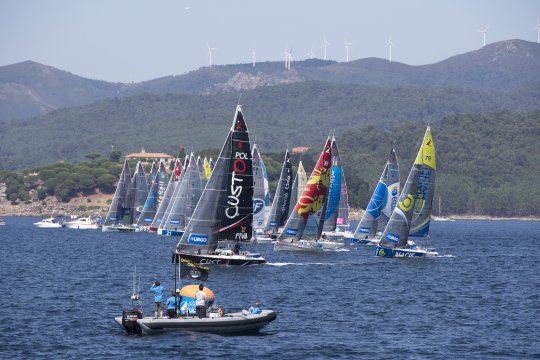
1,201,538,222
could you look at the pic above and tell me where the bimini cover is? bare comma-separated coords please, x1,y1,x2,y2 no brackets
179,285,215,314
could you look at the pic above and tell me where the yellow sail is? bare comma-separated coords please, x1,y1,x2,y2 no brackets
203,157,212,180
414,126,436,170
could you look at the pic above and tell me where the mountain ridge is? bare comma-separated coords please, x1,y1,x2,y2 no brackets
1,39,539,122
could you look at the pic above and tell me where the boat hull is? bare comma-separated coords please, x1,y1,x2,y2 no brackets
349,237,378,246
101,225,135,232
273,240,324,252
159,228,184,237
114,310,276,335
33,222,64,228
65,223,99,230
180,252,266,266
375,245,438,258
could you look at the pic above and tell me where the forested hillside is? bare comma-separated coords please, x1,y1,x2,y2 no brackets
1,80,539,170
1,110,538,217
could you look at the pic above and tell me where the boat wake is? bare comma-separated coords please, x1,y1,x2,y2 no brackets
267,262,334,266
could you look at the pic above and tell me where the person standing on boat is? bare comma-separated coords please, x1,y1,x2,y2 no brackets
166,291,179,318
150,281,165,319
195,284,207,318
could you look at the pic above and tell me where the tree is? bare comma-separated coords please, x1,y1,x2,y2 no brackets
109,149,123,162
85,152,101,161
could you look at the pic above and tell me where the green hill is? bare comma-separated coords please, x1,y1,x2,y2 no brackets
1,80,539,170
2,110,538,217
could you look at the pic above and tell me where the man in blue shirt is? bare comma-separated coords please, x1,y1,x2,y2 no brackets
166,291,179,318
249,302,262,314
150,281,165,319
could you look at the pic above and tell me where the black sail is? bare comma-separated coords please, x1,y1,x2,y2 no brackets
176,105,253,254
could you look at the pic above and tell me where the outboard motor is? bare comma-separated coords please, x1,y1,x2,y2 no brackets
121,309,143,335
122,294,143,335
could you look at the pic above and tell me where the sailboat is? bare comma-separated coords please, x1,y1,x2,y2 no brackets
288,161,308,216
102,160,133,232
432,195,455,222
135,161,168,231
145,162,158,189
319,138,348,248
148,158,182,232
125,162,149,231
252,144,271,235
159,153,203,236
349,147,400,245
259,149,293,242
375,127,438,257
274,137,332,252
174,105,265,266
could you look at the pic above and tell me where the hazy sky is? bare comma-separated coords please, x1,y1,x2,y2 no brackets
1,0,538,83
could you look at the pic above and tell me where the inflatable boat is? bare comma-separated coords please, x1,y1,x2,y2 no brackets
115,309,276,335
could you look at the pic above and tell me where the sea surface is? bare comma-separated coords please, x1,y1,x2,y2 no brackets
0,217,539,359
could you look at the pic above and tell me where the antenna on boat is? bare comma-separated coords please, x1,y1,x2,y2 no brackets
237,93,243,106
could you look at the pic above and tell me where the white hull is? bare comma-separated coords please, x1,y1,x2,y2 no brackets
33,218,64,228
274,239,324,252
65,224,99,230
102,225,136,232
34,222,64,228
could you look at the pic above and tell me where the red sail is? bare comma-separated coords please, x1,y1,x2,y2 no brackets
294,138,332,221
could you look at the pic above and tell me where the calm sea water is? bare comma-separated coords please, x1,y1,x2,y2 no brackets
0,217,539,359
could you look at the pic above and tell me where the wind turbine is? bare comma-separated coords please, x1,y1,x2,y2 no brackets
306,46,315,59
387,38,393,62
252,50,256,67
207,45,217,67
344,40,352,62
321,37,330,60
283,48,292,69
478,27,488,47
536,17,540,44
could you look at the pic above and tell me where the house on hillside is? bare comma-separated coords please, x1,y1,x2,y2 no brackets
125,148,174,165
292,146,310,154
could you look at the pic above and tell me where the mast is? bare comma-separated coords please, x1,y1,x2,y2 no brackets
264,150,292,234
176,105,253,255
378,127,436,249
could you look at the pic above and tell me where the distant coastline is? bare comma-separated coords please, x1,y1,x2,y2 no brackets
1,196,538,222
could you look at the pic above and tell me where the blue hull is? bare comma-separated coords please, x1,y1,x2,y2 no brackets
375,245,433,258
350,238,377,246
159,229,184,237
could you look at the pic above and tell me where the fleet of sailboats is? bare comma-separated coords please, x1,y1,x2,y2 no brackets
96,105,442,260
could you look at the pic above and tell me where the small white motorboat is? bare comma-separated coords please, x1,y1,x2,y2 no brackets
64,217,100,230
33,217,64,228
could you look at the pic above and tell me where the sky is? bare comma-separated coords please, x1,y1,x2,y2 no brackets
1,0,539,83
